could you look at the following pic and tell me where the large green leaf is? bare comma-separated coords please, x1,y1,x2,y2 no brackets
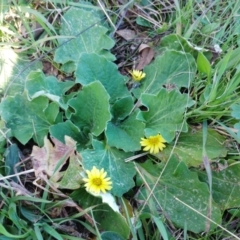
106,111,145,152
81,140,135,197
71,188,130,239
158,128,227,167
26,70,74,109
133,50,196,99
49,120,89,150
0,47,42,96
54,7,115,69
137,88,194,142
136,156,221,233
68,81,111,136
75,53,130,103
0,94,58,145
110,96,134,120
160,34,197,54
95,204,130,239
197,163,240,210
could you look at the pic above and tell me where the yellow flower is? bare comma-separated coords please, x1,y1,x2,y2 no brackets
83,166,112,194
140,134,166,154
129,70,146,81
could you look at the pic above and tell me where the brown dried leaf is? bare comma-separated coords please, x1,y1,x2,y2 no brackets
42,61,58,76
31,136,76,182
136,44,155,70
116,29,136,41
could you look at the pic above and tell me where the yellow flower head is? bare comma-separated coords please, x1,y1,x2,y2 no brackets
140,134,166,154
83,166,112,195
129,70,146,81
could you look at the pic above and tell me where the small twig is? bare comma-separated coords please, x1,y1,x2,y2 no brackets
0,181,32,197
109,0,134,38
97,0,116,31
14,156,32,188
125,152,148,162
0,129,12,145
0,169,35,181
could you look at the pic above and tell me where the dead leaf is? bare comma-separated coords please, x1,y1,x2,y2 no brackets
136,43,155,70
31,136,76,182
116,29,136,41
42,61,58,76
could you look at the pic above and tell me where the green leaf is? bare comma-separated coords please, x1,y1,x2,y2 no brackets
26,70,74,109
101,231,126,240
137,89,194,142
233,123,240,138
49,120,89,149
160,34,196,54
81,140,135,197
72,188,130,239
42,223,63,240
44,102,60,123
197,163,240,210
111,96,134,120
230,103,240,137
8,202,27,230
96,204,130,239
5,144,20,182
133,50,196,98
75,53,130,103
20,207,42,223
54,7,115,69
68,81,111,136
151,216,169,240
1,0,10,13
158,128,227,167
197,52,211,79
201,23,219,34
0,94,58,145
106,111,145,152
136,16,152,27
231,103,240,119
60,61,76,73
0,224,31,238
11,196,51,203
56,154,83,189
0,48,42,97
34,225,44,240
136,156,221,233
225,46,240,71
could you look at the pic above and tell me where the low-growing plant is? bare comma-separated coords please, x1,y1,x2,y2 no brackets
1,1,240,239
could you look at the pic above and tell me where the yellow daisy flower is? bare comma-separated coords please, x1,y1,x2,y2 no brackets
140,134,166,154
83,166,112,194
129,70,146,81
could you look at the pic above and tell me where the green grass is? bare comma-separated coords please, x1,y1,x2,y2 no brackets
1,0,240,239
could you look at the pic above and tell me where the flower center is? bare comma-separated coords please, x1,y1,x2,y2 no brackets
148,137,159,145
92,178,102,186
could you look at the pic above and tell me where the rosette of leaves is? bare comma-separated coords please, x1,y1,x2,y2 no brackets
0,6,198,199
